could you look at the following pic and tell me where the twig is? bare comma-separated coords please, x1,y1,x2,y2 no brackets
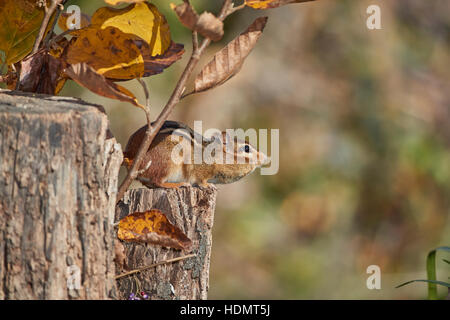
116,0,236,204
227,2,246,15
137,78,151,124
192,31,199,52
43,1,65,48
31,0,64,55
115,253,196,280
0,62,5,76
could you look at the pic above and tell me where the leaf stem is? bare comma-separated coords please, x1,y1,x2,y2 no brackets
115,253,196,280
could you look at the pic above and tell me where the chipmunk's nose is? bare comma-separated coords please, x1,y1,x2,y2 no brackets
260,153,271,166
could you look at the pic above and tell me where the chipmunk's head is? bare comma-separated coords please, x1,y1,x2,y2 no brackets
204,131,270,184
220,132,270,168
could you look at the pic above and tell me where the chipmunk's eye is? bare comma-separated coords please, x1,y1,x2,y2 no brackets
239,144,251,153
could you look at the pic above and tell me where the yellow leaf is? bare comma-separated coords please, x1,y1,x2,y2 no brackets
65,26,145,80
104,0,146,5
0,0,50,65
92,2,171,57
245,0,316,9
118,209,192,250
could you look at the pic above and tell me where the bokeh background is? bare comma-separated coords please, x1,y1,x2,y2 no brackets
58,0,450,299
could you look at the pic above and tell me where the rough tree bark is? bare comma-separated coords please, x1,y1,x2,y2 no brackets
115,186,217,300
0,89,122,299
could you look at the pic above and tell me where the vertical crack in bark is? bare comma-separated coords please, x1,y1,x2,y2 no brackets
11,119,21,201
2,231,8,300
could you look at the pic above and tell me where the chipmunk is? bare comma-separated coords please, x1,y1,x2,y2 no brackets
123,120,270,188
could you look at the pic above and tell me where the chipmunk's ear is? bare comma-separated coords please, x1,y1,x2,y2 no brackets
203,128,222,143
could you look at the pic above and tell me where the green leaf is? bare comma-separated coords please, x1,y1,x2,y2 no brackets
396,279,450,289
426,246,450,300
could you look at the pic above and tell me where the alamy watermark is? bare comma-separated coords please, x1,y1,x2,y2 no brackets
366,4,382,30
168,121,279,175
366,265,381,290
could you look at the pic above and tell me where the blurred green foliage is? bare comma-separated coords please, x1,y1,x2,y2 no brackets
57,0,450,299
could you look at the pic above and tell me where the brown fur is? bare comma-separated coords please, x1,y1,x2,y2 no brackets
123,121,269,188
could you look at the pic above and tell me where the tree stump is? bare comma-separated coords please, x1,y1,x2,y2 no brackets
115,186,217,300
0,90,122,299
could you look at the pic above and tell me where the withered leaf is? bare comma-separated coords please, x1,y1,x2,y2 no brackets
196,12,224,42
63,63,145,109
16,49,65,94
193,16,268,94
0,0,55,65
65,26,145,80
171,2,198,30
117,209,192,250
245,0,316,9
142,41,184,77
171,3,223,42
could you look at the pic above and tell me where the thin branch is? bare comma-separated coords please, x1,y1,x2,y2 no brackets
227,2,246,15
115,253,196,280
137,78,151,124
43,1,65,48
116,0,236,204
32,0,64,55
0,62,5,77
192,31,199,52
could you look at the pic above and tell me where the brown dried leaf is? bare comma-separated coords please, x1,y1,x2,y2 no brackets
117,209,192,250
196,12,224,42
171,2,198,30
193,16,268,94
171,3,223,42
16,49,65,94
63,63,144,109
141,41,184,77
245,0,316,9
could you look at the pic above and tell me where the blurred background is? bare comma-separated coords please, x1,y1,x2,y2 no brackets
59,0,450,299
